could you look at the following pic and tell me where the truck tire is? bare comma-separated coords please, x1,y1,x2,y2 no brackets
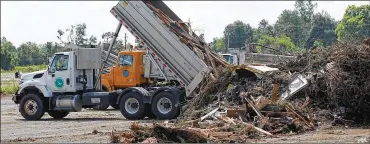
48,111,69,119
151,91,179,120
145,104,157,119
92,104,110,110
111,104,120,110
119,92,146,120
19,93,45,120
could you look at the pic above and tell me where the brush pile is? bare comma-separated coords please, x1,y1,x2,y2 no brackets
110,41,370,143
281,42,370,125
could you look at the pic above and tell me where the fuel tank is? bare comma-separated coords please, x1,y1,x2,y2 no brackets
52,95,82,112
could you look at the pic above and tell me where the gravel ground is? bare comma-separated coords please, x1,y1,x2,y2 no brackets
0,96,160,143
1,96,370,143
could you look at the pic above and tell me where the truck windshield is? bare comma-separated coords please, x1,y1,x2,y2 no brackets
119,55,133,66
223,55,231,64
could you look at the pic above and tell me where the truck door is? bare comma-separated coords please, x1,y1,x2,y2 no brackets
114,54,136,87
46,54,73,92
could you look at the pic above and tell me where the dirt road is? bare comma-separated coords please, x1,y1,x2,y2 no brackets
1,95,369,143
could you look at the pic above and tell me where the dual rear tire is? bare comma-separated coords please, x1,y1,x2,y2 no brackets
119,91,180,120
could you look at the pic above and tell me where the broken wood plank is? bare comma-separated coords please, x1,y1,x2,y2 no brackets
286,103,314,129
270,84,279,104
241,122,274,137
209,132,234,138
255,97,271,110
245,98,264,119
200,107,219,121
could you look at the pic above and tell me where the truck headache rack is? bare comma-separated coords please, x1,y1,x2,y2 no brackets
110,1,213,96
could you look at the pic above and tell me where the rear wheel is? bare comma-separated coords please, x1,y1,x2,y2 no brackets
48,111,69,119
151,91,179,120
119,92,146,120
19,93,45,120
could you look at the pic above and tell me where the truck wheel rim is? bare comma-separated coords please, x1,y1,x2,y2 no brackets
157,97,172,114
24,100,38,115
125,98,139,114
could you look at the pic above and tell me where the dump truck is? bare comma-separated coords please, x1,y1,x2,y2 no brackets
12,44,114,120
13,0,277,121
91,0,279,120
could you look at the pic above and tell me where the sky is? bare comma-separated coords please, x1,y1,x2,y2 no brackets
1,1,369,47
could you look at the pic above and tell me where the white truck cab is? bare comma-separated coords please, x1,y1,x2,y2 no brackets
221,54,238,65
13,44,115,120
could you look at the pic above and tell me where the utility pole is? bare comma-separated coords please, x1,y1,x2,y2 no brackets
124,33,127,50
224,33,229,53
227,34,230,49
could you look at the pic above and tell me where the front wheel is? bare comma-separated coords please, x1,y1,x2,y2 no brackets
151,91,179,120
48,111,69,119
19,93,45,120
119,92,146,120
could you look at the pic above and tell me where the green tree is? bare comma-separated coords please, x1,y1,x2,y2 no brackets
223,20,253,49
313,39,324,48
101,31,126,53
257,19,275,37
1,37,17,70
102,32,114,43
57,23,96,46
256,34,299,54
210,37,225,52
87,35,97,45
17,42,45,66
306,11,337,48
335,5,370,43
294,0,317,24
115,39,125,53
274,10,307,48
74,23,87,45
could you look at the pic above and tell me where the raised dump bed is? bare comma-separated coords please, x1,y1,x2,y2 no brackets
110,1,209,96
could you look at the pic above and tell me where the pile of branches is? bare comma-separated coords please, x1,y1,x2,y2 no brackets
110,122,209,143
180,68,291,120
279,41,370,125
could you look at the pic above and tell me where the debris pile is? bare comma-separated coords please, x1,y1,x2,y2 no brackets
110,41,370,143
279,42,370,125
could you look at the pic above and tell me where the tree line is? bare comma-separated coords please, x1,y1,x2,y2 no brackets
1,1,369,70
210,1,370,54
1,23,132,70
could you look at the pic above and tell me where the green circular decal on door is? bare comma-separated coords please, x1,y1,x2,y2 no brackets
55,77,64,88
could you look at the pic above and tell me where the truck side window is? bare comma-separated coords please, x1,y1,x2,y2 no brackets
56,55,69,71
119,55,133,66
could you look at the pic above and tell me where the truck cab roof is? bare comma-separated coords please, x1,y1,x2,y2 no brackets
118,50,146,55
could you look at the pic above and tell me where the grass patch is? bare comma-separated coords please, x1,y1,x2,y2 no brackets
1,80,17,86
1,80,18,95
1,65,47,73
0,85,19,94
